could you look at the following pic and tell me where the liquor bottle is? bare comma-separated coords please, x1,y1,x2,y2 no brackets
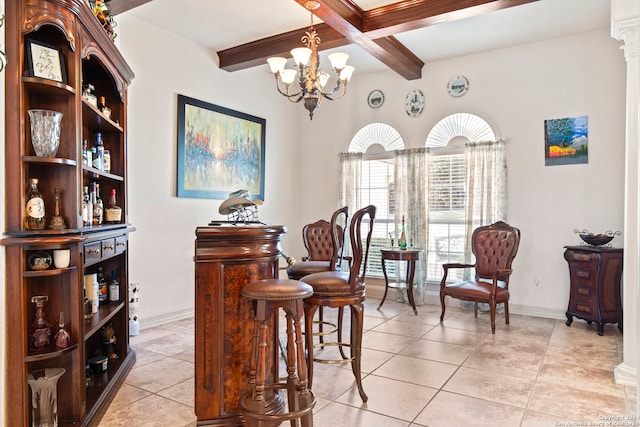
108,270,120,303
82,139,89,166
29,295,52,351
92,183,103,225
94,132,104,171
82,186,93,227
83,288,93,320
104,188,122,224
25,178,46,230
97,266,108,306
99,96,111,119
399,215,408,250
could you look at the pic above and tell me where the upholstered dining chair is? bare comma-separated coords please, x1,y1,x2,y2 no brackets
287,207,349,344
300,204,376,402
439,221,521,334
286,206,349,281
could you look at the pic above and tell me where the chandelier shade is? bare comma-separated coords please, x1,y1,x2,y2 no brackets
266,1,354,120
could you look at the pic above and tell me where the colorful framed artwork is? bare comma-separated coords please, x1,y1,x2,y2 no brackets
544,115,588,166
176,94,266,200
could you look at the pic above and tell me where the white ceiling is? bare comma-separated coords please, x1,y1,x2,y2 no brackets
124,0,611,76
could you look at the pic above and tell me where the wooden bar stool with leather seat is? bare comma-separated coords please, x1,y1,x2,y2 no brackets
239,279,316,427
287,207,349,345
300,205,376,403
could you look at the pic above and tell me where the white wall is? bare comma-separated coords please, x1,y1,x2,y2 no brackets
291,28,627,317
115,14,309,325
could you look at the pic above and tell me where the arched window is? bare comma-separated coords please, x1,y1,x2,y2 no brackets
425,113,498,282
348,123,404,153
348,123,404,275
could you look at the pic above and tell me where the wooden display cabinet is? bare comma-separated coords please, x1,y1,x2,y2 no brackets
2,1,135,425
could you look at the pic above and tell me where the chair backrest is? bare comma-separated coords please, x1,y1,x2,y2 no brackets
348,205,376,288
302,207,348,268
471,221,521,282
329,206,349,270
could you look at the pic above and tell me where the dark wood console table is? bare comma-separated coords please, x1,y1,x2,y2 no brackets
194,225,286,425
379,248,424,315
564,245,623,336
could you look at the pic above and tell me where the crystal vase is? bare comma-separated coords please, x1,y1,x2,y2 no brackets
27,368,65,427
28,109,63,157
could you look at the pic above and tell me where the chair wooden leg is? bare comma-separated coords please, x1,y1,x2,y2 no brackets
504,301,510,325
439,293,446,322
337,307,348,360
489,300,496,334
318,306,324,344
350,302,368,402
304,302,319,389
474,302,479,318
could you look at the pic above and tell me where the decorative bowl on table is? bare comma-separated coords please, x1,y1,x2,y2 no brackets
574,229,620,246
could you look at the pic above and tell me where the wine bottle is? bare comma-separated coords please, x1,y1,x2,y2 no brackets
82,186,93,227
94,132,104,171
399,215,408,250
104,188,122,224
25,178,46,230
92,183,103,225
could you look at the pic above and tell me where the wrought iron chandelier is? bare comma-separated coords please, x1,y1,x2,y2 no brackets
267,1,354,120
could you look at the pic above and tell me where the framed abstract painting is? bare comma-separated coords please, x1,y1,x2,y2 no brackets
176,94,266,200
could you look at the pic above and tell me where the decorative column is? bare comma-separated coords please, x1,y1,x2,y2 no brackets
611,0,640,408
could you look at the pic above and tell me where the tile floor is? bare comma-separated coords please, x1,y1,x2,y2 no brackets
98,297,636,426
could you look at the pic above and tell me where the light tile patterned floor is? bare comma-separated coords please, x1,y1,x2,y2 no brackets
98,298,635,426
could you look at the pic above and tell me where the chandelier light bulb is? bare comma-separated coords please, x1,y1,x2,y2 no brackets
340,65,355,81
291,47,312,67
267,57,287,74
280,69,297,85
328,52,349,70
318,70,329,88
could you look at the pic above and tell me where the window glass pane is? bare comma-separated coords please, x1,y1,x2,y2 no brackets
360,158,394,277
427,154,466,283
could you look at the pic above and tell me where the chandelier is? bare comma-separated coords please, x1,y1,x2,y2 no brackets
267,1,354,120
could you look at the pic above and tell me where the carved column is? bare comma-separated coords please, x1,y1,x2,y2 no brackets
611,0,640,412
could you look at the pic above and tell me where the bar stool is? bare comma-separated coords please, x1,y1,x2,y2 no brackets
239,279,316,427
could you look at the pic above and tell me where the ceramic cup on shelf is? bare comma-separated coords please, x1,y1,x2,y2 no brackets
53,249,70,269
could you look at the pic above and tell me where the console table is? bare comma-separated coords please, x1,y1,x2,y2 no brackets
379,248,424,315
564,245,623,336
194,225,286,425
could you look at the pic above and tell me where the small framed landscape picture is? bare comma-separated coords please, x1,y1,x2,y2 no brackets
25,38,67,84
544,115,588,166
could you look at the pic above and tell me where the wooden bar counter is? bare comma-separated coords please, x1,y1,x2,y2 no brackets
194,225,286,425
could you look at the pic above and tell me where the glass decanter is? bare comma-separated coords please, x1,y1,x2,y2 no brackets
29,295,52,351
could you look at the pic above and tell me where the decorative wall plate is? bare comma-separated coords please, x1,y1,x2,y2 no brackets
367,90,384,108
405,89,424,117
447,75,469,97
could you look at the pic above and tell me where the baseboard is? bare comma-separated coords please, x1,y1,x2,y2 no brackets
138,288,567,330
139,308,195,331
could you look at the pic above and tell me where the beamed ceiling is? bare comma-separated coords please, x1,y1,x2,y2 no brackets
107,0,610,80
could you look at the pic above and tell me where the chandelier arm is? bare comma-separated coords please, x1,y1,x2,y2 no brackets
273,76,303,101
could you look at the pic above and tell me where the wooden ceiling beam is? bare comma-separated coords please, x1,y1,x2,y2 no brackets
217,0,540,80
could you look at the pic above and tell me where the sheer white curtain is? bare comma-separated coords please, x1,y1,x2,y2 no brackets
463,139,508,280
338,152,362,213
394,148,429,305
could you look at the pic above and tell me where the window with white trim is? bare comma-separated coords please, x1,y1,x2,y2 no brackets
425,113,496,283
348,123,403,276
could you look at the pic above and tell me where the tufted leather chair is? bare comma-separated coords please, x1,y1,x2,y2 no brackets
439,221,521,333
286,207,348,280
